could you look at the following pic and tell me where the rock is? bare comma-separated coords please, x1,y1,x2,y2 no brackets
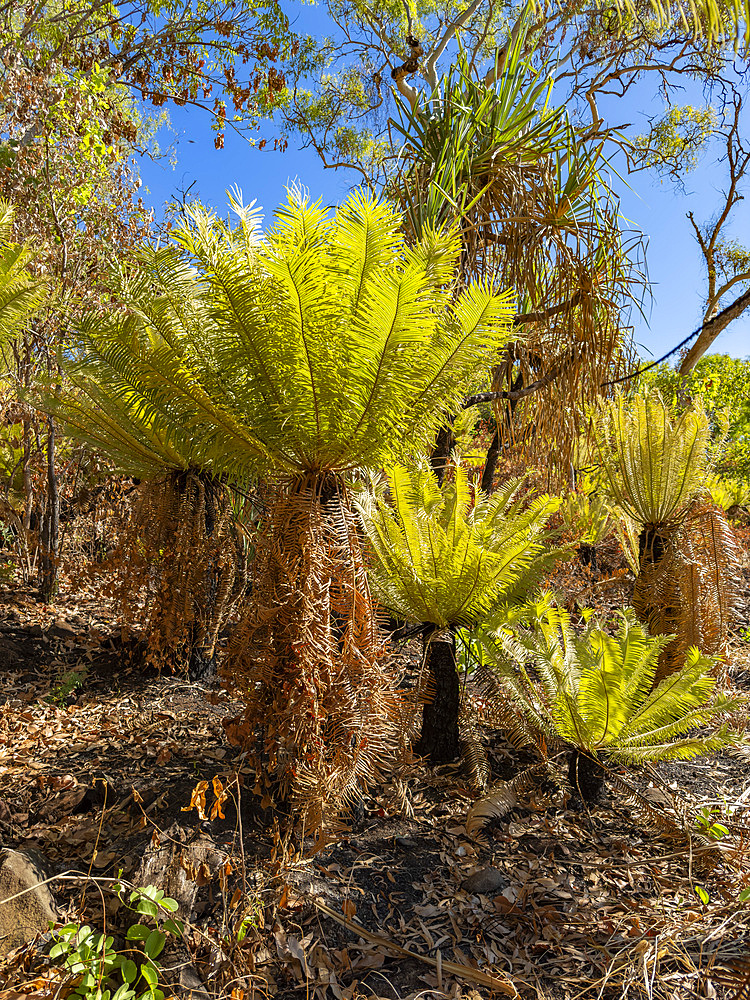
134,823,226,921
461,866,507,895
134,825,223,999
0,848,58,957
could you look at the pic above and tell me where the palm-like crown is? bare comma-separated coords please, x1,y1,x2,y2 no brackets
478,597,739,765
357,461,565,629
0,201,46,347
595,390,711,529
50,192,516,482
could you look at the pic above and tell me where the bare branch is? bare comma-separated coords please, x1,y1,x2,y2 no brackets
424,0,485,89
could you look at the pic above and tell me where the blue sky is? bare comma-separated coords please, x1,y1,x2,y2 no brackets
137,40,749,366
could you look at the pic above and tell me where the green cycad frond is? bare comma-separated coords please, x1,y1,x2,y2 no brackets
595,390,711,527
357,461,565,629
48,191,514,483
478,601,742,764
177,191,513,474
45,252,273,480
0,201,46,347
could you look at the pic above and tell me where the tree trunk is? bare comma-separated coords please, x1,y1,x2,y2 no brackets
579,543,598,573
480,427,500,494
430,423,455,486
415,627,460,763
187,472,219,682
38,420,59,603
568,749,606,803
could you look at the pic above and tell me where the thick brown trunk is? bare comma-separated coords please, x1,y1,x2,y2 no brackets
415,628,460,763
430,424,455,486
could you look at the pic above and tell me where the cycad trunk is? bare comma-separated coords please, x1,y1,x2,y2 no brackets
633,503,737,683
415,626,460,763
568,749,606,803
226,472,403,833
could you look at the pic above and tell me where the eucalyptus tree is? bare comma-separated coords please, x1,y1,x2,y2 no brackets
47,190,517,830
278,0,748,477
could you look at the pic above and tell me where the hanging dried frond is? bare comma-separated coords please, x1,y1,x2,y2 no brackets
391,33,644,474
633,496,740,681
113,469,246,674
224,474,406,834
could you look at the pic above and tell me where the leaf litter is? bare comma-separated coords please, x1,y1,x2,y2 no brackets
0,551,750,999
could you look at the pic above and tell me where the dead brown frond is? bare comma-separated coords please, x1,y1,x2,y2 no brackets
606,770,687,841
111,469,246,673
224,473,405,836
634,497,740,681
465,761,552,837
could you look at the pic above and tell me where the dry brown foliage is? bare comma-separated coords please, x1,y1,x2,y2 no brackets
223,473,406,835
110,469,246,672
634,497,740,681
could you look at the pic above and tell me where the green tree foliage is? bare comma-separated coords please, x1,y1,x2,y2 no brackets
1,0,294,147
641,355,750,479
472,597,740,804
359,462,564,629
281,0,747,183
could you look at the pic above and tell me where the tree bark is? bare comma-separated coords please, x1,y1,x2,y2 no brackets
38,419,59,603
415,627,460,763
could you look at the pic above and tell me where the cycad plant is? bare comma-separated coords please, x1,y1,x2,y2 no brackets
559,483,613,572
595,390,738,680
0,201,46,348
49,191,517,828
474,597,740,804
45,241,263,676
357,461,565,762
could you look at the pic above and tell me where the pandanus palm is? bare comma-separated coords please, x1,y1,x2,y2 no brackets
391,19,640,477
49,191,516,828
357,461,565,762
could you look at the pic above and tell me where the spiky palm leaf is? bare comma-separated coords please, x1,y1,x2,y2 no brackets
595,390,739,677
357,461,566,629
0,201,46,347
476,599,741,789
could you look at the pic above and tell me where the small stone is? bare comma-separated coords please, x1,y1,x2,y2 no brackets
461,866,507,895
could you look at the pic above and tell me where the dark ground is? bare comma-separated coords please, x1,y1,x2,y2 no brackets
1,530,750,1000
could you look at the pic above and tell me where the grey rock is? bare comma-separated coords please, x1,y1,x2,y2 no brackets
461,866,507,895
0,848,58,957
